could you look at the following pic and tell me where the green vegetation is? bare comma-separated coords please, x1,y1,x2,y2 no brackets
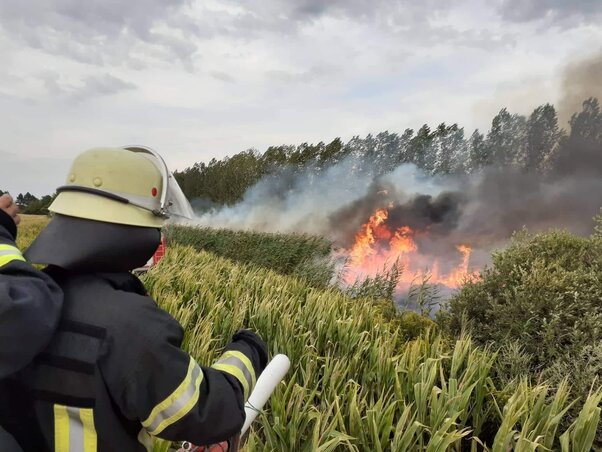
166,225,335,288
143,240,601,451
441,225,602,444
18,215,602,450
443,228,602,367
16,215,49,250
175,98,601,207
0,190,54,215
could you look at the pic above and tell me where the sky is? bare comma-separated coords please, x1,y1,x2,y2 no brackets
0,0,601,195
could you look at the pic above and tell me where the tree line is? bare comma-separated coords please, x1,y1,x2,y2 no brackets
6,97,601,214
0,190,54,215
175,98,602,207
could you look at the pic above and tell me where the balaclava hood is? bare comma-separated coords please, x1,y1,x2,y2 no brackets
25,214,161,273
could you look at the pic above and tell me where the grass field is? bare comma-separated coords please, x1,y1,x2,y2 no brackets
17,218,602,451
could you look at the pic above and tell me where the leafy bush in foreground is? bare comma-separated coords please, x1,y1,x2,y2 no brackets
443,229,602,368
145,245,601,451
166,225,334,287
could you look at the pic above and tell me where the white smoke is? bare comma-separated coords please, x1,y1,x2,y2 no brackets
194,158,455,239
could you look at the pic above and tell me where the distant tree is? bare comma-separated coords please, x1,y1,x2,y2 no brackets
467,129,489,171
486,109,527,166
432,124,467,174
408,125,434,170
567,97,602,147
16,192,38,208
23,194,54,215
392,128,415,167
523,104,563,172
318,138,344,166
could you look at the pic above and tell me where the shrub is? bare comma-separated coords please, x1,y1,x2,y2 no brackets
443,229,602,369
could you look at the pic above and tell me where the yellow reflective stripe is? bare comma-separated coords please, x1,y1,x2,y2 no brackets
142,356,204,436
142,358,194,428
221,351,256,388
80,408,97,452
151,365,203,435
212,363,250,400
212,350,257,400
54,405,70,452
0,244,25,267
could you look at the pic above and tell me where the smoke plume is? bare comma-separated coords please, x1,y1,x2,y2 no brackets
558,51,602,127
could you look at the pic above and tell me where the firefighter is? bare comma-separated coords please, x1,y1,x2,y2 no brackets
0,193,64,451
19,147,268,451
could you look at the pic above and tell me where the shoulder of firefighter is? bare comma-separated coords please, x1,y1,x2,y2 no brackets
20,271,268,450
0,208,63,379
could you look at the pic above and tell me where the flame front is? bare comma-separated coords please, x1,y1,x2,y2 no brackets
346,207,474,291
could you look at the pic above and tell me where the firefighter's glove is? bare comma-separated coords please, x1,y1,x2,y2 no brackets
229,329,269,375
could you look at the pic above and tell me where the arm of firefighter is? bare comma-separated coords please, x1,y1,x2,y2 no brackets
116,318,268,446
0,209,63,378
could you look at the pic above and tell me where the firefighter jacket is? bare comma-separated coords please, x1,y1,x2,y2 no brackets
0,209,63,379
19,268,268,452
0,210,64,452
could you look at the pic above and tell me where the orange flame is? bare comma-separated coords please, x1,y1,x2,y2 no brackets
345,207,475,291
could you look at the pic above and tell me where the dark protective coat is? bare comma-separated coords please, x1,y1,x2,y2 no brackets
15,215,268,451
0,210,63,451
0,210,63,379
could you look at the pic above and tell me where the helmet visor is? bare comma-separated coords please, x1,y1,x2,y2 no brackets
165,172,195,221
124,145,194,221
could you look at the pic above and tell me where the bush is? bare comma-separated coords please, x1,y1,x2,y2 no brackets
443,229,602,369
441,227,602,446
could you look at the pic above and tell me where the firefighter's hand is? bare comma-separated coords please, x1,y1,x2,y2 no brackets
232,330,268,371
0,194,20,227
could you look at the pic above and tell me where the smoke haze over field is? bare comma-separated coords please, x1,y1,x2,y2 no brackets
195,149,602,253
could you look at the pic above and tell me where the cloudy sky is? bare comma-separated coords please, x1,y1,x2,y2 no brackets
0,0,600,195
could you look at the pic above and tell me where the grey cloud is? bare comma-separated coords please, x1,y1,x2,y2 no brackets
497,0,601,25
210,71,236,83
0,0,198,65
80,74,136,97
193,0,459,42
265,64,338,84
39,72,136,100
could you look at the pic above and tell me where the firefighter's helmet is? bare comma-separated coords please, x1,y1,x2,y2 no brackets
49,146,193,228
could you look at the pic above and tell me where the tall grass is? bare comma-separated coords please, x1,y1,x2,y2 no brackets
16,214,48,250
144,245,601,451
16,221,601,450
166,225,335,288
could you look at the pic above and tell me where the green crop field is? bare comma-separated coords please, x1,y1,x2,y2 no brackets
18,219,602,451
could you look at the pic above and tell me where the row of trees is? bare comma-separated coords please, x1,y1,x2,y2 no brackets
175,98,602,206
0,190,54,215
